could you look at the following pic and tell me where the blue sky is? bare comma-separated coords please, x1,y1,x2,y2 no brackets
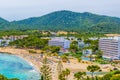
0,0,120,21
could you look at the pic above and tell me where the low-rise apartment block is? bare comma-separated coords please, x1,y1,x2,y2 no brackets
48,37,70,49
2,35,28,41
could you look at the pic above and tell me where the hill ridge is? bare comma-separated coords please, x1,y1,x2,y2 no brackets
0,10,120,33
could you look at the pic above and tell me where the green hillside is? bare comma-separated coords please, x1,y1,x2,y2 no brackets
0,10,120,33
0,18,8,23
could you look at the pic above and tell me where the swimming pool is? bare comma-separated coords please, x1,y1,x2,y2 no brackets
81,57,90,61
86,72,107,75
0,53,40,80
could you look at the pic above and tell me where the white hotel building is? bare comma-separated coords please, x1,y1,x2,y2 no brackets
99,37,120,60
48,37,70,49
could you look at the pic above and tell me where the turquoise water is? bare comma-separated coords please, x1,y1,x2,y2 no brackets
0,53,40,80
81,57,90,61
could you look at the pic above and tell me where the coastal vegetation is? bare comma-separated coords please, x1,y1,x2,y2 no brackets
87,65,100,80
9,36,48,49
0,74,19,80
57,64,120,80
74,71,86,80
74,70,120,80
58,68,70,80
42,46,60,53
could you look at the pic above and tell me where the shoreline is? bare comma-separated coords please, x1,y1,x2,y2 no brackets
0,47,113,80
0,52,40,73
0,47,42,72
0,47,60,80
16,54,40,72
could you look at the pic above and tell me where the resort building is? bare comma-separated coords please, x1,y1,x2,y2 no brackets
83,49,92,55
78,40,85,49
99,37,120,60
0,39,10,46
2,35,28,41
48,37,70,49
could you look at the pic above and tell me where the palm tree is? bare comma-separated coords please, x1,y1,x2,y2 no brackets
87,65,100,80
59,70,66,80
74,72,86,80
58,72,66,80
65,68,70,80
58,69,70,80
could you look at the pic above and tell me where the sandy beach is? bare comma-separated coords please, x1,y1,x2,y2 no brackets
0,47,59,80
0,47,113,80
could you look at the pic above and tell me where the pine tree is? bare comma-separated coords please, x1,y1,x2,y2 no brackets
40,57,52,80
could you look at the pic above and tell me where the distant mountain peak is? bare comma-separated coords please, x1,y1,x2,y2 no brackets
53,10,75,13
0,17,8,24
0,10,120,33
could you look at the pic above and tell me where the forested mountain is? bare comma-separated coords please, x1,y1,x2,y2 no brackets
0,17,8,26
0,18,8,23
0,10,120,33
0,18,10,30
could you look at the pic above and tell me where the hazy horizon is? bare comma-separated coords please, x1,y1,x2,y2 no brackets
0,0,120,21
